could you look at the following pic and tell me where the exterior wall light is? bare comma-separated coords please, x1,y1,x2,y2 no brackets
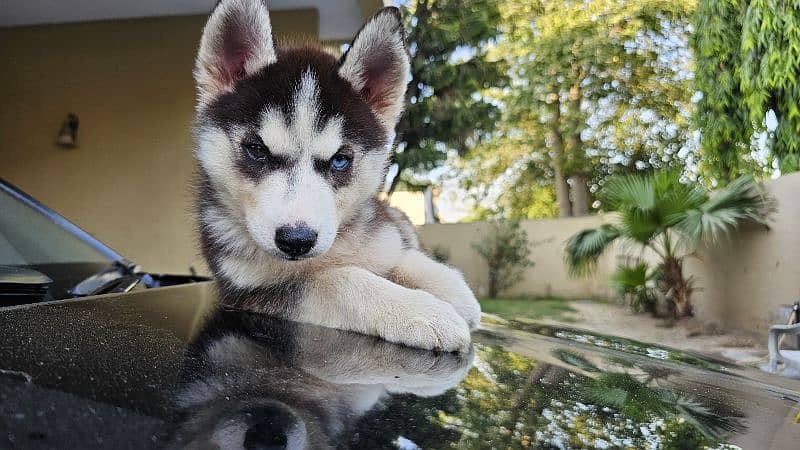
56,113,79,148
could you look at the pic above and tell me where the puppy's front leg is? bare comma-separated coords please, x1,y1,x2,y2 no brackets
296,266,471,352
391,250,482,330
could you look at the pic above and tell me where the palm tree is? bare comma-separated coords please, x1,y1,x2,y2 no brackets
564,171,773,317
611,262,659,314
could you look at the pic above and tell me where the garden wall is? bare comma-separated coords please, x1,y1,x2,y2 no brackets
686,172,800,336
417,214,620,299
418,172,800,336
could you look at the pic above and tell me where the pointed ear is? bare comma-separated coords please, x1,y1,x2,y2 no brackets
338,7,410,130
195,0,276,106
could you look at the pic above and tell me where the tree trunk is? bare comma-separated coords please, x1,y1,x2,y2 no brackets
570,173,590,216
555,168,572,218
659,257,694,318
488,268,498,298
548,93,572,217
566,73,589,216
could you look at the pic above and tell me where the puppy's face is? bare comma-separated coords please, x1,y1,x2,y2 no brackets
194,0,408,260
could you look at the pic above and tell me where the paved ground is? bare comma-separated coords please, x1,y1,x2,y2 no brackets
534,300,769,367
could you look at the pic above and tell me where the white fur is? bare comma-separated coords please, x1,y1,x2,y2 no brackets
299,266,472,352
393,250,482,329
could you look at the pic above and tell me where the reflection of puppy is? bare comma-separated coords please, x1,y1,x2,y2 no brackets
193,0,480,352
170,311,473,449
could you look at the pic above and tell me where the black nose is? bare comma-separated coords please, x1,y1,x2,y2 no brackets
243,405,298,450
275,225,317,257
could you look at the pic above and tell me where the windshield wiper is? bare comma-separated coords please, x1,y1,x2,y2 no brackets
70,259,141,297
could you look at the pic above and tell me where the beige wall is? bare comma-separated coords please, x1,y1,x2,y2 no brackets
417,215,620,299
386,191,426,225
0,13,317,274
687,172,800,336
419,173,800,336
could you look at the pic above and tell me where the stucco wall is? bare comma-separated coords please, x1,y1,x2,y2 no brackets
417,215,620,299
687,172,800,335
0,13,318,274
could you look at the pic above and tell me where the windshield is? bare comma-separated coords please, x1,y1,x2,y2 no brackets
0,180,122,300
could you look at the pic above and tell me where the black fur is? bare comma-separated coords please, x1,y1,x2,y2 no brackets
199,46,387,154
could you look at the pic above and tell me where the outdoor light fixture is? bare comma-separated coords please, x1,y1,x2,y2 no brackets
56,113,79,148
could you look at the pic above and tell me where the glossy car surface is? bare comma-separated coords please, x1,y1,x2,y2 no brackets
1,282,799,449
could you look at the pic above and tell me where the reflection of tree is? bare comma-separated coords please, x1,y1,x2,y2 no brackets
582,372,745,440
339,391,461,449
347,344,746,449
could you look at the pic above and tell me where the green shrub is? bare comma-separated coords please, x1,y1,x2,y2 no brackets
472,220,534,297
611,262,659,314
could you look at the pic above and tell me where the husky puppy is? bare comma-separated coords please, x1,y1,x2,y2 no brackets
194,0,480,351
170,311,472,449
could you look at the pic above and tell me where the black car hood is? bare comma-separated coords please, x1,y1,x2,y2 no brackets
1,282,798,449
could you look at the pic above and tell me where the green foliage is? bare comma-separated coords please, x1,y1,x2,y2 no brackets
462,0,696,218
583,372,744,440
472,220,534,297
348,342,743,448
612,262,659,313
693,0,800,181
564,224,621,276
661,419,709,450
564,171,773,316
551,349,601,372
740,0,800,173
676,174,776,245
583,373,667,422
479,298,577,322
692,0,755,182
391,0,507,192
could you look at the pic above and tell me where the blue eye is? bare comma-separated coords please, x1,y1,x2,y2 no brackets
330,154,352,171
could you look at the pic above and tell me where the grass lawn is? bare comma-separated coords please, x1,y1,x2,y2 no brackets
479,297,578,322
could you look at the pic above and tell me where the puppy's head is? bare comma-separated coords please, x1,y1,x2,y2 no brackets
195,0,408,260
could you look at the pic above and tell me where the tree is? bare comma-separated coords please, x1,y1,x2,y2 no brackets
692,0,753,183
464,0,696,219
693,0,800,183
564,170,773,317
389,0,507,194
472,220,534,298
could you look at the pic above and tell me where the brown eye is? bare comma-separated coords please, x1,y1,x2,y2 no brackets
242,137,270,162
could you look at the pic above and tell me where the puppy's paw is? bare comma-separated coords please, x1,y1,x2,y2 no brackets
449,288,482,331
434,273,481,330
384,291,472,352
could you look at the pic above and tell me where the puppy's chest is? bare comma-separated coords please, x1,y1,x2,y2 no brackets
324,224,405,276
